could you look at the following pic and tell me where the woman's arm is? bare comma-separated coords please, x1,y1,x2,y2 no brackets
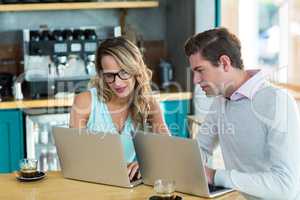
148,99,170,135
69,92,91,128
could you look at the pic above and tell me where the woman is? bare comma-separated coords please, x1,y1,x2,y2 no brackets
69,37,170,181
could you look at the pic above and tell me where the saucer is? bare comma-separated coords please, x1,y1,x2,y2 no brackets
16,171,46,182
149,195,182,200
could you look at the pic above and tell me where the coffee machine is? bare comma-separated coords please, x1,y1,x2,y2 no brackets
23,28,98,99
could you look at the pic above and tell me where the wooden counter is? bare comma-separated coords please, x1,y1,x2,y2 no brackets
0,172,244,200
273,82,300,100
2,83,300,110
1,82,299,110
0,92,192,110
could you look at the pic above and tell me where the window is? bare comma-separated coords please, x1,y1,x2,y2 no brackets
221,0,300,83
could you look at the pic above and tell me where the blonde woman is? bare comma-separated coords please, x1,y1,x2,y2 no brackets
70,37,169,181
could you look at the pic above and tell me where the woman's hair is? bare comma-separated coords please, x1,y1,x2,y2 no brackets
89,37,153,127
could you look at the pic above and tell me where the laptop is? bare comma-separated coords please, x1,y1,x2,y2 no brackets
133,131,234,198
52,127,142,188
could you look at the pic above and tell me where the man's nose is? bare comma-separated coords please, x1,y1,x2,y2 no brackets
193,73,202,84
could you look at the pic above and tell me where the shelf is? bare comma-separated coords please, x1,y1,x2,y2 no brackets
0,1,159,12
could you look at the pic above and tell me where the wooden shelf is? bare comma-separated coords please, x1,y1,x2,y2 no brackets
0,1,159,12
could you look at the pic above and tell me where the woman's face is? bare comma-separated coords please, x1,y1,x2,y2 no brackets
101,55,136,99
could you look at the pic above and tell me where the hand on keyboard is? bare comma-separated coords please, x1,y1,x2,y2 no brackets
148,195,182,200
208,184,227,193
205,166,216,184
127,161,141,182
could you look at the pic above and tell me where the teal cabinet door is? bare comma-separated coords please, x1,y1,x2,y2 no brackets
160,100,190,138
0,110,24,173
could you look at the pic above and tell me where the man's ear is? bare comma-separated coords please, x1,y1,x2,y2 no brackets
219,55,232,72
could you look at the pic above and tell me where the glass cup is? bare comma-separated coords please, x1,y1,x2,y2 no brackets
19,158,38,178
153,179,176,197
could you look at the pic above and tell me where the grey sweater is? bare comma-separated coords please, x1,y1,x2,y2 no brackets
197,83,300,199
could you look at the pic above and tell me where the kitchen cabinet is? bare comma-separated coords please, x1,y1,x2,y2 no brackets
160,99,190,138
0,1,158,12
0,109,24,173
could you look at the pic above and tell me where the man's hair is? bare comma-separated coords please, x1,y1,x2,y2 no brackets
184,27,244,69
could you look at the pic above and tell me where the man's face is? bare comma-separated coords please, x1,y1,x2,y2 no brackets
189,52,226,96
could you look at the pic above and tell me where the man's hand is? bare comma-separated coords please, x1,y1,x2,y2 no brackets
205,166,216,185
127,161,141,181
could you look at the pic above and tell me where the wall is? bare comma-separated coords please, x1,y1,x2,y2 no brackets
165,0,195,92
288,0,300,84
220,0,238,35
165,0,217,92
195,0,216,33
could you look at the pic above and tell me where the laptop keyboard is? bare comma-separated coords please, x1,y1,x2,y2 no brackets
129,172,142,183
208,184,228,193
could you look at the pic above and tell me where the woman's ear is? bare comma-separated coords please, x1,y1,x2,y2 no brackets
219,55,232,72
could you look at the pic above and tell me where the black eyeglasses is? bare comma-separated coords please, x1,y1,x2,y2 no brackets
101,69,132,84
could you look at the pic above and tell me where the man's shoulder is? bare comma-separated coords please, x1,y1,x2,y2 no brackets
251,82,297,119
254,82,295,103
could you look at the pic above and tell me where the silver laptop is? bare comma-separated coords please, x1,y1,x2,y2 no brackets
133,131,234,198
53,127,142,188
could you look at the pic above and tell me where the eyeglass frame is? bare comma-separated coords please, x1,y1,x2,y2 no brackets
100,69,133,84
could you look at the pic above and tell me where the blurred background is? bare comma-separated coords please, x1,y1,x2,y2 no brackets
222,0,300,84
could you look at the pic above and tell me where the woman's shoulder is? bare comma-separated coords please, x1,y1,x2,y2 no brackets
72,91,92,112
73,88,106,112
149,96,160,108
70,91,92,128
74,87,98,103
147,97,162,116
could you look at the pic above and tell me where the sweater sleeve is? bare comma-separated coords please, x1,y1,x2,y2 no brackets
214,90,300,199
196,99,220,164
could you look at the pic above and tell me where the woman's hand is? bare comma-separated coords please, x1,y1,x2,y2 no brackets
127,161,141,181
205,166,216,185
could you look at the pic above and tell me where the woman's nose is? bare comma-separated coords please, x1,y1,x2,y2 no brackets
114,75,123,85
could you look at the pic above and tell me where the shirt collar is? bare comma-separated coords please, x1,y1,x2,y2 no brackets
229,69,267,101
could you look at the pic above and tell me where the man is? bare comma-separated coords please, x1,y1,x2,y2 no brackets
185,27,300,199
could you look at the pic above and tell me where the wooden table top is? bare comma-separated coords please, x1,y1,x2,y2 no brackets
0,172,245,200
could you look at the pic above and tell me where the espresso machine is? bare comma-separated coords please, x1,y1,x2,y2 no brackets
23,28,98,99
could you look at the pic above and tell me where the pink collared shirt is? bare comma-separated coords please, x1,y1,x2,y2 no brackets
229,69,267,101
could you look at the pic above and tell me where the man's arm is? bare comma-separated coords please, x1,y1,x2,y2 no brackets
196,97,221,164
212,90,300,199
196,119,219,164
